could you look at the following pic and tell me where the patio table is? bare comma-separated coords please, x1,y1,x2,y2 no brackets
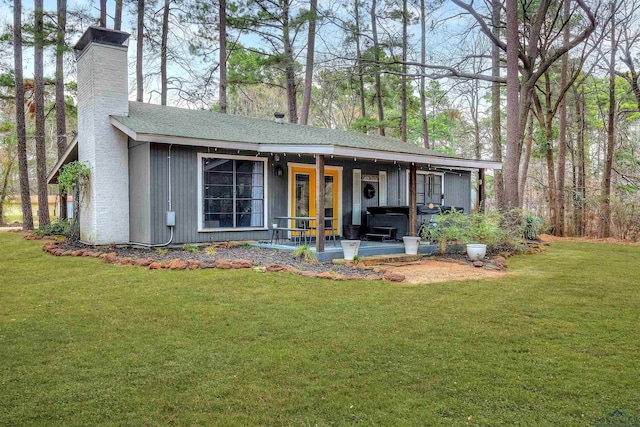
271,217,337,245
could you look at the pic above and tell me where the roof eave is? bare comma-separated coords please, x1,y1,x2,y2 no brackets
47,134,79,184
110,119,503,170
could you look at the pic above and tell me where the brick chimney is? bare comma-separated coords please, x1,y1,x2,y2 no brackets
74,27,130,244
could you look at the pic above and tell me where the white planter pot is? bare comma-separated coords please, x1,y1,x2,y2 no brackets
466,243,487,260
402,236,421,255
341,240,361,261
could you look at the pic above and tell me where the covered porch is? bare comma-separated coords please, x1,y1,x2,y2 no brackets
299,154,498,255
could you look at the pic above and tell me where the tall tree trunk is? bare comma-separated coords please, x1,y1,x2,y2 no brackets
542,73,557,231
420,0,429,148
504,0,520,209
491,0,504,209
519,111,534,206
472,80,482,211
14,0,34,230
219,0,227,113
160,0,170,106
136,0,145,102
400,0,408,142
574,84,586,236
34,0,50,227
371,0,385,136
300,0,317,125
114,0,123,30
283,0,298,123
602,0,616,238
56,0,68,220
355,0,366,122
555,0,570,236
100,0,107,27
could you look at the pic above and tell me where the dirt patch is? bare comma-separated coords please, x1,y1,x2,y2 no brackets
385,258,506,285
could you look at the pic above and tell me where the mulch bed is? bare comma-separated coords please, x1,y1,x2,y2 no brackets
39,238,387,281
32,233,538,282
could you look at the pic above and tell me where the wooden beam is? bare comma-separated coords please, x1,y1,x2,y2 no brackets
409,163,417,236
315,154,325,253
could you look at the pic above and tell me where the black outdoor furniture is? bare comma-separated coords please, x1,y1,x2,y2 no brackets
365,205,464,240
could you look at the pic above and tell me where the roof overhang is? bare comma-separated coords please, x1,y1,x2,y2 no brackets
110,118,503,170
47,134,79,184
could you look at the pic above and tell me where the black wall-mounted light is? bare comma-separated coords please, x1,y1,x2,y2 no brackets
275,165,284,176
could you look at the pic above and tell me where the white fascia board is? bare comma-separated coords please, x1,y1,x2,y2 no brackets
46,134,79,184
258,145,335,155
110,119,261,151
109,117,138,139
331,147,502,170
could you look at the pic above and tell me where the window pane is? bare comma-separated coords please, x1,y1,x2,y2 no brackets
295,174,310,217
204,158,233,172
204,185,233,199
205,172,232,185
236,200,263,227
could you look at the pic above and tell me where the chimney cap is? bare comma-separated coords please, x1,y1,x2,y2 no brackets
73,26,130,59
274,112,285,124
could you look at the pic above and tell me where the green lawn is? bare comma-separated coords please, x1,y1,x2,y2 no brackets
1,232,639,426
2,202,58,225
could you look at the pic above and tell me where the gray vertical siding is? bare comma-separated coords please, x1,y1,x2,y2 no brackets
128,140,151,244
142,142,473,244
444,172,472,213
150,144,272,244
268,155,288,224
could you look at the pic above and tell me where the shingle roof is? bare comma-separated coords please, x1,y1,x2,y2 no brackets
111,102,502,169
113,102,451,156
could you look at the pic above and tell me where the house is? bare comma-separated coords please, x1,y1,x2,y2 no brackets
48,27,501,251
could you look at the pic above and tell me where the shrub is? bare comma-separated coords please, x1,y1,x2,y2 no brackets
466,211,504,245
34,220,70,237
183,244,199,253
59,161,91,241
293,244,318,264
424,208,469,254
523,214,543,240
425,209,537,255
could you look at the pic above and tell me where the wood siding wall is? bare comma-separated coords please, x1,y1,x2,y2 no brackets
144,143,472,244
128,140,151,243
444,172,472,213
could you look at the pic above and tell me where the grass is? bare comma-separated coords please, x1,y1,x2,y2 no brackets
1,232,639,426
2,202,57,225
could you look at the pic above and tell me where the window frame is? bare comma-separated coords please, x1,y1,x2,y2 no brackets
197,152,268,232
405,170,445,206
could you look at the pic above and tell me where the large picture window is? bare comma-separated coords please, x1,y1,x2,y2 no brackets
201,155,265,229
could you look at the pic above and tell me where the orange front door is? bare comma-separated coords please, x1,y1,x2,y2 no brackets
290,165,340,236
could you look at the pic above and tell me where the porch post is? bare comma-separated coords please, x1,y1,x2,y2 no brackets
478,168,486,213
316,154,325,253
409,163,417,236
